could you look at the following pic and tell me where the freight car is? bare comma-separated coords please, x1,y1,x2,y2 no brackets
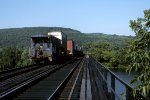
30,34,61,63
67,39,84,57
48,31,67,55
74,43,84,57
67,39,74,56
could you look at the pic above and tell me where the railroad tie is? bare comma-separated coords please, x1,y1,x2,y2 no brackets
80,58,92,100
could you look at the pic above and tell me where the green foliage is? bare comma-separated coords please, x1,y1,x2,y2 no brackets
0,27,81,47
0,47,22,70
127,9,150,96
87,42,128,67
0,27,132,48
0,47,33,71
17,49,33,67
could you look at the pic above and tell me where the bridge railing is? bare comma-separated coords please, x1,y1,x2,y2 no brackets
90,56,149,100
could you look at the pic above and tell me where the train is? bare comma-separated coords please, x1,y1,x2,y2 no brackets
30,31,83,63
67,39,83,56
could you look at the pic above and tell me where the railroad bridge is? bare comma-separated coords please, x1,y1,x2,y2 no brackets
0,56,149,100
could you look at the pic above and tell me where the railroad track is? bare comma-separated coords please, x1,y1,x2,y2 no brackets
58,57,84,100
88,57,110,100
13,58,83,100
0,64,44,81
0,62,65,99
0,65,54,94
0,58,83,100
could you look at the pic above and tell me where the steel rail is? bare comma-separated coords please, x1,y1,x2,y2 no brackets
0,64,43,81
47,59,82,100
0,60,71,100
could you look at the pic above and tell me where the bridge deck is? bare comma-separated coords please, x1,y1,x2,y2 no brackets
79,56,109,100
1,56,122,100
12,56,110,100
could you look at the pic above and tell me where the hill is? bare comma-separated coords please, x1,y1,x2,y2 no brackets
0,27,132,48
0,27,133,70
0,27,81,47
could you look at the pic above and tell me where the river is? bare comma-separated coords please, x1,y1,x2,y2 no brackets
107,69,136,99
110,69,136,87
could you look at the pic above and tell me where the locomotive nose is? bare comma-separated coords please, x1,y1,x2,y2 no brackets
38,50,43,55
39,45,44,55
40,44,43,49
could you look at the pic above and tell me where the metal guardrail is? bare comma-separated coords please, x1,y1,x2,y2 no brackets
90,56,150,100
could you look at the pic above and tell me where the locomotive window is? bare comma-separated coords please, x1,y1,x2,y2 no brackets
32,37,49,43
47,43,50,48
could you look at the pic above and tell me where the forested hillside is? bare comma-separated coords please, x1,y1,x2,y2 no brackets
0,27,133,70
0,27,132,48
0,27,81,47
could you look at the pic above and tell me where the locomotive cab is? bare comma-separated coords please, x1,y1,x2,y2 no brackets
30,35,61,63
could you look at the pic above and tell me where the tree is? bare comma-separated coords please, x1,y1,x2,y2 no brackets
0,47,22,70
17,48,33,67
127,9,150,96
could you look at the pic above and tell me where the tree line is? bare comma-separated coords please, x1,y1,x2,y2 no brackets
0,47,32,70
86,41,128,68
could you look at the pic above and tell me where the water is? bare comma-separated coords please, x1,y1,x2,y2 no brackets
111,69,135,87
107,69,136,100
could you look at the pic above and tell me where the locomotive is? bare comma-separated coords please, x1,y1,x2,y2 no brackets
30,31,83,63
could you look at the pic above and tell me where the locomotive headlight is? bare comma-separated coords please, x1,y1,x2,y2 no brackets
40,45,43,48
40,44,43,49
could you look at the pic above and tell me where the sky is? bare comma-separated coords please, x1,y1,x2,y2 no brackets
0,0,150,36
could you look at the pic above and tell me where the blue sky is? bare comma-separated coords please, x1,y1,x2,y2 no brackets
0,0,150,36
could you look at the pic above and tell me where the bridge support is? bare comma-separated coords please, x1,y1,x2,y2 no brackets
111,75,115,100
